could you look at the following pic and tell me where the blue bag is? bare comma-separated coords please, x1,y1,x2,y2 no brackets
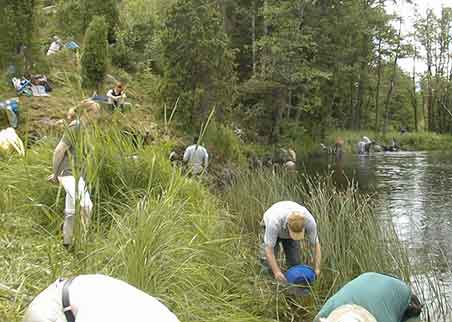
285,264,316,285
65,41,80,49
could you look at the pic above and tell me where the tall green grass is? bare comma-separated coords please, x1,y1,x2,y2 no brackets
222,171,450,321
0,126,275,322
0,128,448,322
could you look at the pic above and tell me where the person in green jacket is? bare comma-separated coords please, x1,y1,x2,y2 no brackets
314,272,423,322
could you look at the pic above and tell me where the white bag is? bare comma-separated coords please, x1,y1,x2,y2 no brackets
0,127,25,156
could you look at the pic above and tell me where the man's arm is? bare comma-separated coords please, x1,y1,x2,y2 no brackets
313,241,321,277
265,246,287,283
52,141,69,177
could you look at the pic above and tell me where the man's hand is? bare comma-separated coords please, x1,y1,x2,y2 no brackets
47,174,58,184
274,271,288,284
315,268,321,277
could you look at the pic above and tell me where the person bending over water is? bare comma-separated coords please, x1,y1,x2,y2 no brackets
314,272,423,322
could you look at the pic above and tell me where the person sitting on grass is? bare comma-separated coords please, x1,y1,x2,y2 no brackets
47,100,100,248
106,82,126,111
260,200,321,283
183,136,209,175
314,272,423,322
22,274,180,322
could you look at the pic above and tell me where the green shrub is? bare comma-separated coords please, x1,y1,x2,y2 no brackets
80,0,119,43
205,123,245,165
111,21,155,72
159,0,236,128
80,16,108,89
56,0,84,38
0,0,35,70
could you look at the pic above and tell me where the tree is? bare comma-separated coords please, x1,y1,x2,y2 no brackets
56,0,84,38
255,0,328,140
159,0,236,127
0,0,35,70
383,18,403,134
81,16,108,89
80,0,119,42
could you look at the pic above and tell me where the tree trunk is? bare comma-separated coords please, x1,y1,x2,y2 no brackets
411,33,418,131
287,88,292,121
375,36,383,131
383,18,402,134
426,12,434,131
252,0,257,76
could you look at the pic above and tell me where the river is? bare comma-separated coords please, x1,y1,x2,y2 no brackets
304,151,452,321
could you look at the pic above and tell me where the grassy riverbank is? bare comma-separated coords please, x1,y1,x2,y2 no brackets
324,130,452,152
0,127,445,322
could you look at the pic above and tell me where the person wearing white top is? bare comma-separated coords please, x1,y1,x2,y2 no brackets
22,274,180,322
47,36,62,56
183,136,209,175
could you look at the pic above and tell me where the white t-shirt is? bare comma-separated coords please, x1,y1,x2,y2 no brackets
22,274,180,322
263,201,318,247
183,144,208,174
47,41,61,55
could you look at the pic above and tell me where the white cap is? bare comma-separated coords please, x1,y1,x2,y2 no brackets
319,305,377,322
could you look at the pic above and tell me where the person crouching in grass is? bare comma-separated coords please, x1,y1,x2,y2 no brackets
260,200,322,283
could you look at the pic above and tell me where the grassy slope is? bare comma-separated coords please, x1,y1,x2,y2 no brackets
0,132,275,322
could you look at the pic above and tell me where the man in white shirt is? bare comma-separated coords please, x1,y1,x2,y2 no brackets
260,201,321,283
183,136,209,175
22,274,180,322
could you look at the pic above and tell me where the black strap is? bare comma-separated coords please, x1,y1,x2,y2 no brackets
62,277,76,322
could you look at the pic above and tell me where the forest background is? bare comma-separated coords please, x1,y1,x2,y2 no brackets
1,0,452,151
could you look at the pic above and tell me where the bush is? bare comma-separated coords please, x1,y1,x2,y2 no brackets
80,16,108,89
0,0,35,70
80,0,119,43
56,0,84,38
111,20,155,72
204,123,245,165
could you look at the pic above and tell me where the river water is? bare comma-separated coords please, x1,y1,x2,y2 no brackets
304,151,452,321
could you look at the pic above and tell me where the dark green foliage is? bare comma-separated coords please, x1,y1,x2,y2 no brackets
111,16,155,72
0,0,35,70
80,16,108,89
159,0,236,128
80,0,119,43
56,0,84,38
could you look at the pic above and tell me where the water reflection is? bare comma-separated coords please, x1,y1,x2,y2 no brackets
304,151,452,319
